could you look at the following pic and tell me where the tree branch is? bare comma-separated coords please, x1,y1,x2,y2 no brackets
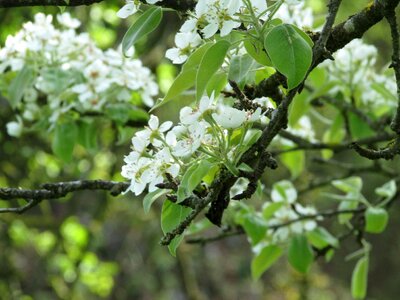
0,180,129,213
0,0,196,11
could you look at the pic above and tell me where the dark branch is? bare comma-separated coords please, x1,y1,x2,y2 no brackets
0,180,129,213
0,0,196,11
0,0,103,7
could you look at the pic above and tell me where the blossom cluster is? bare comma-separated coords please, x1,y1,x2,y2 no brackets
322,39,397,114
1,13,158,137
263,180,318,244
121,93,262,195
163,0,311,64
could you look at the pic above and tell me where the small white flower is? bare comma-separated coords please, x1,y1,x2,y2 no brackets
212,106,247,129
117,0,140,18
57,13,80,29
180,93,215,125
173,123,206,157
6,121,23,137
166,32,202,64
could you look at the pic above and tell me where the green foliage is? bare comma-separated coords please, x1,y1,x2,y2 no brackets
264,24,313,89
52,121,79,162
251,245,282,280
288,234,314,274
351,256,369,299
196,40,231,100
365,207,389,234
122,7,163,55
8,65,34,108
161,200,192,256
152,43,213,110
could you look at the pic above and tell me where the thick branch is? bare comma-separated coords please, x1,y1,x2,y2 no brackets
0,180,129,213
0,0,196,11
0,0,102,7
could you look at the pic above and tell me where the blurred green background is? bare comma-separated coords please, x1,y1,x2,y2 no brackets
0,1,400,299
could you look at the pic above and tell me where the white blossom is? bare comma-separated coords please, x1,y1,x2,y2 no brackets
212,106,247,129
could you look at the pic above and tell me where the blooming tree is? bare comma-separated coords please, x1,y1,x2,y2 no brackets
1,0,400,298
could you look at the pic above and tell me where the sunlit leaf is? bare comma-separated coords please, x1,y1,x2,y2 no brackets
288,234,314,273
264,24,312,89
251,245,282,279
351,256,369,299
161,200,192,256
196,40,231,100
122,7,163,55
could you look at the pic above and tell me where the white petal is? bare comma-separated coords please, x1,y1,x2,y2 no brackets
148,115,159,130
159,121,173,132
117,3,138,19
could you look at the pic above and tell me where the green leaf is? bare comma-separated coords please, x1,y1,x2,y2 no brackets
151,43,213,111
228,54,258,88
177,160,215,203
280,149,305,179
307,227,339,249
8,66,35,108
52,121,78,162
143,189,169,213
332,177,362,193
262,202,284,220
348,112,375,139
77,120,97,151
338,200,359,224
288,91,310,127
264,24,313,89
251,245,282,280
365,207,389,234
196,40,231,100
122,7,163,55
206,71,228,97
239,214,268,245
351,256,369,299
105,104,149,124
375,180,396,199
187,160,214,193
244,37,271,66
161,200,192,256
288,234,314,274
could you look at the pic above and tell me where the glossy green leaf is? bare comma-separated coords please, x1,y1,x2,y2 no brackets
332,177,362,193
161,200,192,256
288,234,314,274
228,54,258,88
187,160,214,192
307,227,339,249
77,121,97,151
8,65,34,108
264,24,312,89
52,121,78,162
151,43,212,111
262,202,284,220
177,160,215,203
244,37,271,66
122,7,163,55
206,71,228,97
351,256,369,299
196,40,231,100
365,207,389,234
375,180,396,199
280,149,305,179
338,200,359,224
143,189,169,213
239,215,268,245
251,245,282,280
